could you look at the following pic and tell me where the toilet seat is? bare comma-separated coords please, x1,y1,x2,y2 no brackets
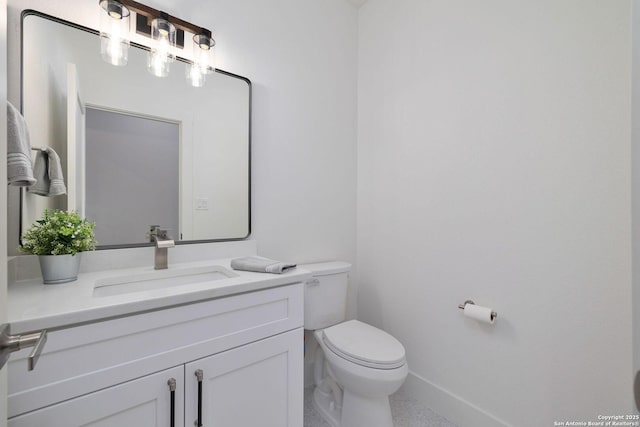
322,320,406,370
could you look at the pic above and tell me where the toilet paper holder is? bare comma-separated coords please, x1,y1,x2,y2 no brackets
458,300,498,321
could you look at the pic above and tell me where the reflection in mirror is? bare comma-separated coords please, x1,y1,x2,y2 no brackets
21,12,251,248
85,108,179,246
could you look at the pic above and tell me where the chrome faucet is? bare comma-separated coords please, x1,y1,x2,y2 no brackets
149,225,175,270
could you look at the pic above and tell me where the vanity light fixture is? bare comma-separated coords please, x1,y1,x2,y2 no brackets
98,0,131,66
98,0,217,86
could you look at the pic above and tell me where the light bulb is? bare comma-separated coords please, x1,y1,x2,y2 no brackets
193,33,215,74
187,64,206,87
148,17,176,77
99,0,130,66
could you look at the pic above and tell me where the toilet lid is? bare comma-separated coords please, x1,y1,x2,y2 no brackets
322,320,406,369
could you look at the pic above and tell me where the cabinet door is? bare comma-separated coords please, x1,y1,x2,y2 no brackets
8,366,184,427
185,328,303,427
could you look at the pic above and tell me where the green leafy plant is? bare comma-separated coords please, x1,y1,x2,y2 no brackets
20,209,97,256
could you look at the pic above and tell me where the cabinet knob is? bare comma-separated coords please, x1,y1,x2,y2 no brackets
0,323,48,371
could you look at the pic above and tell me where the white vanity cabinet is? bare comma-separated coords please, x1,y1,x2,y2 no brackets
9,366,185,427
7,282,304,427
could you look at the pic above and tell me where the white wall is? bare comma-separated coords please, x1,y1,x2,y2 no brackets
7,0,358,301
0,0,8,424
633,1,640,412
358,1,633,425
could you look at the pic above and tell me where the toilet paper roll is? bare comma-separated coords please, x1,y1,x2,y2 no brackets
463,303,495,324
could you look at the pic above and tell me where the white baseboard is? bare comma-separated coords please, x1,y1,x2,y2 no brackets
400,371,513,427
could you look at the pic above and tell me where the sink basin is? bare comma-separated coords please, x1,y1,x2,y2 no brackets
93,265,238,297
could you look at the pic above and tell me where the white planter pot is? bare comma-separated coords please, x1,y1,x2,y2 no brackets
38,253,82,284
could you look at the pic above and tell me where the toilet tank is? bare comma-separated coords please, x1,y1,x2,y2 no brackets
300,261,351,330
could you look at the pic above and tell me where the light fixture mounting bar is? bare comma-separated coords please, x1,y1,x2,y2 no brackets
117,0,212,37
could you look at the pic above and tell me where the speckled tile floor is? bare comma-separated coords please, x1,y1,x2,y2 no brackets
304,386,458,427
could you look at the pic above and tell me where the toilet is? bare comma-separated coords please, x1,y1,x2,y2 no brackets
302,262,408,427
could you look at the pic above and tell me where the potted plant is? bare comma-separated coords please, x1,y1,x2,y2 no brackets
20,209,97,284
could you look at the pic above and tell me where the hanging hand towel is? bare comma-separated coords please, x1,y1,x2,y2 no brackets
44,147,66,196
28,147,66,197
7,101,36,186
230,256,297,274
28,150,49,196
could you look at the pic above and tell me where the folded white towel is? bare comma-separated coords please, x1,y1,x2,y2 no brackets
28,147,66,197
7,101,36,186
230,256,297,274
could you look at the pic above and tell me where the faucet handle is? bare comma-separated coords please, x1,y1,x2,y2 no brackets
147,225,161,242
157,228,172,240
150,226,175,249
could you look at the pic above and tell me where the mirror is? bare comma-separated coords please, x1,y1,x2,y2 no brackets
20,11,251,248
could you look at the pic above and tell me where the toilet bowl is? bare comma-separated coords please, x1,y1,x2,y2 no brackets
302,262,408,427
312,321,408,427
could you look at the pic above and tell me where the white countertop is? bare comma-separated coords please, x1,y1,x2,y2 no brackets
8,258,311,334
